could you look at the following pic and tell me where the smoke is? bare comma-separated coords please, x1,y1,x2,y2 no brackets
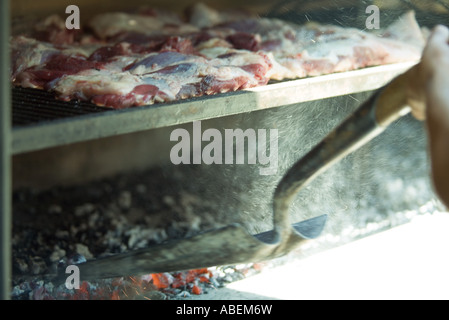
164,91,437,244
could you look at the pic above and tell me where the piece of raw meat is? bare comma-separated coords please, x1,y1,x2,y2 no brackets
50,48,272,108
10,4,425,109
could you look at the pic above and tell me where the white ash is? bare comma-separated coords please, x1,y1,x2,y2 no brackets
49,246,66,263
75,244,94,260
12,166,230,290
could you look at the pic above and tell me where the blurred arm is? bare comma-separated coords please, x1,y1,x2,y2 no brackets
408,25,449,208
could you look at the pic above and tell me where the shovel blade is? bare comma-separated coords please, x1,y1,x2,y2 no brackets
71,214,327,281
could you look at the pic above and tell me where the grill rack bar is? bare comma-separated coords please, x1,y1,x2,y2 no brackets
11,62,417,155
12,87,109,126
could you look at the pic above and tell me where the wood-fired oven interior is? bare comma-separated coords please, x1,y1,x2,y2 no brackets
6,0,448,299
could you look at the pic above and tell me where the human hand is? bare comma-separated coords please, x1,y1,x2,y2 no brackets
407,25,449,121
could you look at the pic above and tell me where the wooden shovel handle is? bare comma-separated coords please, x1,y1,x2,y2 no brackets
375,63,419,126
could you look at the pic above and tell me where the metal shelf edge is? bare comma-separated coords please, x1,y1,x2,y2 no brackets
11,61,417,155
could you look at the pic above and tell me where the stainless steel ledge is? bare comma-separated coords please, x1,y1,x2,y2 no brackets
12,61,417,155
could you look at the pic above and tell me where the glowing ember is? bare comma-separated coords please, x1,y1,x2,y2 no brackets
12,265,263,300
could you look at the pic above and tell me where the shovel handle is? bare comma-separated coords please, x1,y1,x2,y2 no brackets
273,64,417,234
375,64,418,126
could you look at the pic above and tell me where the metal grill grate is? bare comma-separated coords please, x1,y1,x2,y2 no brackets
263,0,449,28
12,87,111,126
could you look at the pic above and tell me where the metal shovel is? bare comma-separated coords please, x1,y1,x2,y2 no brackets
68,65,417,281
